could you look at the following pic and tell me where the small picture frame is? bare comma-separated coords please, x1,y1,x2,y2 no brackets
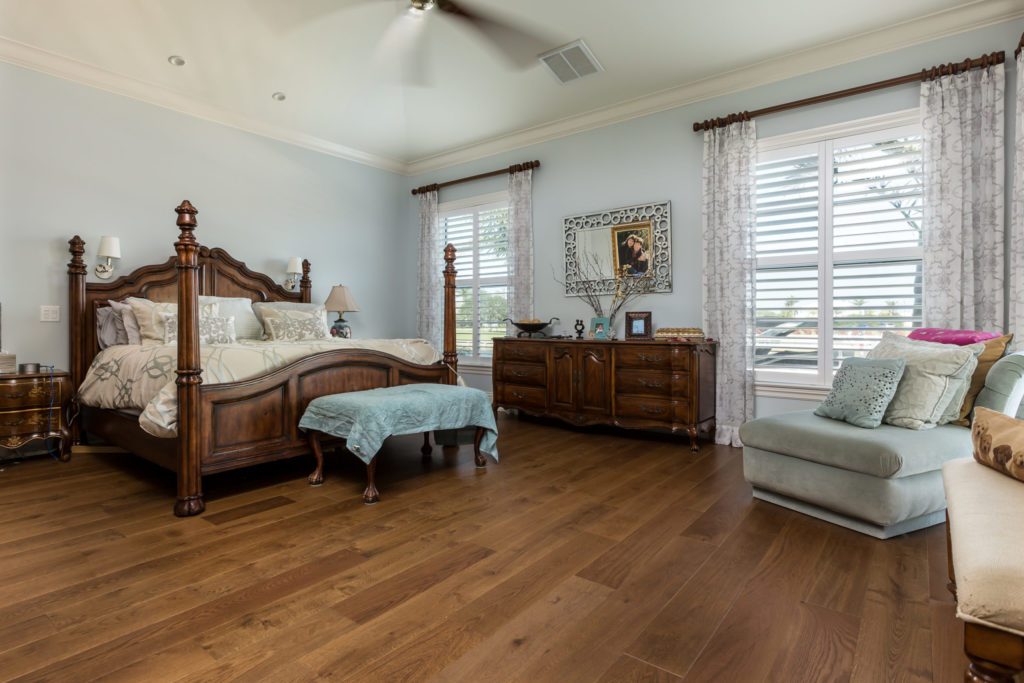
590,317,610,340
625,311,652,340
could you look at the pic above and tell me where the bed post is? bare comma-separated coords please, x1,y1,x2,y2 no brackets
443,243,457,384
173,200,205,517
300,259,311,304
67,236,87,446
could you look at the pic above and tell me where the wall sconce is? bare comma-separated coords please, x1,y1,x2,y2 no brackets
95,236,121,279
284,257,303,290
324,285,360,338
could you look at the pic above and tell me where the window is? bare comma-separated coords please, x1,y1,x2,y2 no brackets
440,191,510,363
755,119,924,386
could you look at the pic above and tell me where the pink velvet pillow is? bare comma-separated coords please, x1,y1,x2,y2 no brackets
908,328,1001,346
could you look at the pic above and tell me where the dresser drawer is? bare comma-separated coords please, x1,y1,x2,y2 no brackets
497,363,547,387
0,381,63,410
497,384,547,411
615,397,691,421
614,370,675,397
496,342,547,364
615,346,683,371
0,408,62,437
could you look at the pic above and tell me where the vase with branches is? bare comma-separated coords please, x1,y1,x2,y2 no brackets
559,253,655,336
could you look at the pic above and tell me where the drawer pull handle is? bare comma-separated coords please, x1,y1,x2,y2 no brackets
512,391,527,400
510,370,529,377
4,393,26,399
640,405,666,415
638,378,664,388
3,418,25,427
513,348,531,357
638,354,664,363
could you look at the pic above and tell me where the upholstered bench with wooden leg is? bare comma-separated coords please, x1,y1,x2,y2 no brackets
299,384,499,504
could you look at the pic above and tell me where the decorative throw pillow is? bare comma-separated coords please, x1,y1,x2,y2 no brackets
107,299,143,345
127,298,219,345
252,302,329,336
972,406,1024,483
264,313,330,342
95,307,127,349
198,296,264,340
161,313,237,345
953,334,1013,427
909,328,1001,345
866,331,982,430
814,357,906,428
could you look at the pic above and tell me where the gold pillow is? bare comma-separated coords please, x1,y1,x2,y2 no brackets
953,334,1013,426
972,406,1024,483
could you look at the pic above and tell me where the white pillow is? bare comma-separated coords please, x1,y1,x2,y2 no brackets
161,313,237,345
866,331,982,429
107,299,143,345
198,296,264,340
264,312,330,341
252,302,329,335
126,298,219,345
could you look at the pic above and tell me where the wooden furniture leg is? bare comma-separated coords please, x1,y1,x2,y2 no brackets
421,431,432,457
308,431,325,486
685,426,699,452
363,457,380,504
963,623,1024,683
473,426,486,468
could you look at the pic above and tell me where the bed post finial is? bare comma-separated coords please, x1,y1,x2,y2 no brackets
300,258,311,304
443,243,458,383
68,236,87,446
173,200,205,517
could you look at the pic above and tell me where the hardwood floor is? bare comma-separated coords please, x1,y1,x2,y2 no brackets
0,414,974,682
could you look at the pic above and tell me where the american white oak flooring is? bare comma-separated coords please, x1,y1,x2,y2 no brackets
0,413,979,681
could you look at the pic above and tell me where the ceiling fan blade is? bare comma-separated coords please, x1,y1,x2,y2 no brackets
435,0,557,69
373,7,431,86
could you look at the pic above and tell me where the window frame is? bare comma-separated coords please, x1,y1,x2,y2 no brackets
438,190,510,366
754,111,923,390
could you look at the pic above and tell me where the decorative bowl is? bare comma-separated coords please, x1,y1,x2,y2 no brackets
503,317,560,337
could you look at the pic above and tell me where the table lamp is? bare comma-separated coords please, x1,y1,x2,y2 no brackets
324,285,360,338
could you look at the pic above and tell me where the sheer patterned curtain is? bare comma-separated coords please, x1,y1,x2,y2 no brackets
416,189,443,350
921,62,1005,332
507,167,534,323
1011,49,1024,347
702,119,757,447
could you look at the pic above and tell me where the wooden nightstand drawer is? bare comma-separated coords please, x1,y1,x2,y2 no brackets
0,408,62,437
497,363,546,387
0,380,63,410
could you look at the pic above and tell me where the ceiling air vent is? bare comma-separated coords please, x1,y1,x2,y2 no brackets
540,40,603,85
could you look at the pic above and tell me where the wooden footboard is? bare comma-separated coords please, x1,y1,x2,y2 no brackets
69,199,458,516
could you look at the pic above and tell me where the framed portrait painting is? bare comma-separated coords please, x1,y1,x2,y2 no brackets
625,311,652,340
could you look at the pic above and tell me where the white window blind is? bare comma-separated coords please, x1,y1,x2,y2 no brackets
755,123,923,386
440,192,510,362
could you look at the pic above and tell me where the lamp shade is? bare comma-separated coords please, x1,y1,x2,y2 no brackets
286,257,303,275
97,236,121,259
324,285,360,314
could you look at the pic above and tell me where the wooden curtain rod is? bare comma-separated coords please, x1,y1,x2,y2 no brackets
410,160,540,196
693,50,1004,132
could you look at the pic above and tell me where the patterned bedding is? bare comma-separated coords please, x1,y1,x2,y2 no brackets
76,339,442,437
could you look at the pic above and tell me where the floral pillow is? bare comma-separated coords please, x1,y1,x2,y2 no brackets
264,313,330,342
160,313,237,345
127,298,219,345
972,406,1024,483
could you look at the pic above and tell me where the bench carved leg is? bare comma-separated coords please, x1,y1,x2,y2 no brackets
364,457,380,504
308,432,325,486
963,623,1024,683
474,426,486,468
421,432,432,457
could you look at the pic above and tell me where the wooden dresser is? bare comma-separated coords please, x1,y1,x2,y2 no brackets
0,370,72,460
492,338,716,450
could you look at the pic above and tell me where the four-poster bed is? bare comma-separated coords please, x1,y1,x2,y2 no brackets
68,200,458,516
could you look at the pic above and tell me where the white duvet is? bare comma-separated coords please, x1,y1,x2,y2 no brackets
76,339,443,437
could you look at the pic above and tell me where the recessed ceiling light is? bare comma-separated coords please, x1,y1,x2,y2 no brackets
272,92,287,102
167,55,185,66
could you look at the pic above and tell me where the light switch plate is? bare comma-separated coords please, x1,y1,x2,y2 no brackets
40,305,60,322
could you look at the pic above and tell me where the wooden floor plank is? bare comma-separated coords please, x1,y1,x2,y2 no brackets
598,655,685,682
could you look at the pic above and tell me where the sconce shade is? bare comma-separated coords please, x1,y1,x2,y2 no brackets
286,257,303,275
97,236,121,259
324,285,360,314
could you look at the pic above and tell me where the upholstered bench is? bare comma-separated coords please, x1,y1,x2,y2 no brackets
943,457,1024,681
740,352,1024,539
299,384,499,504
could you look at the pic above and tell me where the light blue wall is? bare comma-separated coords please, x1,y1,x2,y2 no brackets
0,61,412,370
407,18,1024,405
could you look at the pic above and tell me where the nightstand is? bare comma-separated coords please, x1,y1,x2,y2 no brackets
0,370,72,461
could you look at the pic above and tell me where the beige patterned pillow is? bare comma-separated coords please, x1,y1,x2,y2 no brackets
252,302,329,335
264,312,330,341
160,313,237,345
127,298,219,345
972,407,1024,484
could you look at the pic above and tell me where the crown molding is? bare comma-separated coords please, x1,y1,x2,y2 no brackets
0,37,407,174
405,0,1024,175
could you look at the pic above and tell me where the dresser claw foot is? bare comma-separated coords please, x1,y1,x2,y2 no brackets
307,431,325,486
686,427,699,452
363,457,379,504
174,495,205,517
473,426,486,468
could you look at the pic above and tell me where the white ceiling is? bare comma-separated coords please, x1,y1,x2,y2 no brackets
0,0,1020,173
